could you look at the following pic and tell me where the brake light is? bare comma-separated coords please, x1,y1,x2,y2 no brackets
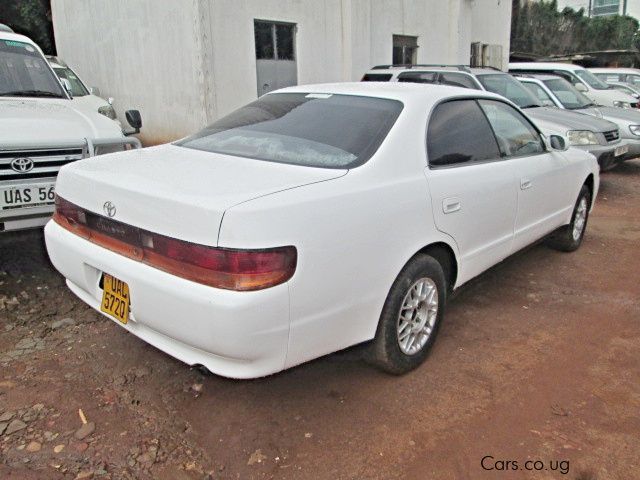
53,195,297,291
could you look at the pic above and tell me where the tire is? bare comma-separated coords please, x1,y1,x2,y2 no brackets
546,185,591,252
369,254,447,375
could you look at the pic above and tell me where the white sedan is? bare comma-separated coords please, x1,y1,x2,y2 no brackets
45,83,599,379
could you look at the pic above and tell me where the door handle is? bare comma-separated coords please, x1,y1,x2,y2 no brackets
442,197,461,214
520,178,532,190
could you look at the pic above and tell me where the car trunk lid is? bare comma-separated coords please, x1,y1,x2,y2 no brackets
55,144,347,246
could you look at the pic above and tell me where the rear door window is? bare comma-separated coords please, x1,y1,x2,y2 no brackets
427,99,501,167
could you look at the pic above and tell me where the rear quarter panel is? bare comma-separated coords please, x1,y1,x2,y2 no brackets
217,108,459,370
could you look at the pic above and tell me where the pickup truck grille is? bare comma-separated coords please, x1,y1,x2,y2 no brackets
603,130,619,143
0,147,85,181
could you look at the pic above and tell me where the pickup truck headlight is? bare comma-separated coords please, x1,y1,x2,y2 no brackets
613,101,632,109
630,125,640,136
567,130,599,146
98,105,117,120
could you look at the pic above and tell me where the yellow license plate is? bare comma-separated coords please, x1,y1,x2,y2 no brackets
100,274,130,324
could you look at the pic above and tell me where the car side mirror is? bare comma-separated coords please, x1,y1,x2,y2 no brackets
575,83,588,93
548,134,568,151
89,86,101,97
125,109,142,135
61,78,73,98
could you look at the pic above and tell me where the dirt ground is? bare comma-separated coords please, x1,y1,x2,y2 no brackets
1,161,639,480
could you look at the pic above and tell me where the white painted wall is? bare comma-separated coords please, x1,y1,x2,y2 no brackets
51,0,211,144
51,0,511,144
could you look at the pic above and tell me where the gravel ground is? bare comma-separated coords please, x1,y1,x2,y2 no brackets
1,161,639,480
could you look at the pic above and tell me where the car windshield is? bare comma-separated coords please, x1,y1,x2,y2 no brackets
0,39,65,98
476,73,541,108
574,69,610,90
521,81,556,107
543,78,595,109
53,66,89,96
177,93,404,169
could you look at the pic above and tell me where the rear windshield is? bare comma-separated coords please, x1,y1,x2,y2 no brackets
177,93,404,169
476,73,540,108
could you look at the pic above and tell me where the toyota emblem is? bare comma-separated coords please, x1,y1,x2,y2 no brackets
10,157,34,173
103,201,116,218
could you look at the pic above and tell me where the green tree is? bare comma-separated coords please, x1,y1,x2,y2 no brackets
511,0,639,56
0,0,55,54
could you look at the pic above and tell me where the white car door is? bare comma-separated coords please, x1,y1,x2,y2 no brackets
477,99,573,251
425,99,518,285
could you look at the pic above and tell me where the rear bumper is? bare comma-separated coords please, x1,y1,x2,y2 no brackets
44,220,290,379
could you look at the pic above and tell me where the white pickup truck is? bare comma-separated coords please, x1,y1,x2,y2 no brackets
0,25,142,232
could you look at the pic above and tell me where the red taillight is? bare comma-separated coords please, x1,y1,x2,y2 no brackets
53,195,297,291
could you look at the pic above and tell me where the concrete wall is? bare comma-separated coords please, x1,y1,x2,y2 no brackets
470,0,512,69
51,0,512,144
52,0,212,144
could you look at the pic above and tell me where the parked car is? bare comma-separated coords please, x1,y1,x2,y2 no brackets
517,74,640,164
362,65,628,170
46,56,120,127
0,27,142,232
603,80,640,100
589,67,640,88
509,62,638,109
45,83,599,379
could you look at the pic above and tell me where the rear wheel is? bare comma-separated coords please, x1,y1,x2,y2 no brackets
369,254,446,374
546,185,591,252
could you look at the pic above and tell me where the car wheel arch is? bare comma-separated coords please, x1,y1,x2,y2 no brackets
410,242,458,293
584,173,595,208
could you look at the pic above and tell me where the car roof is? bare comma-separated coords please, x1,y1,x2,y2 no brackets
275,82,506,103
509,62,584,71
469,68,508,76
589,67,640,74
0,30,38,47
364,65,473,75
515,73,564,82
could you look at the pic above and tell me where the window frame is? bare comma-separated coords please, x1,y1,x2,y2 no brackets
425,96,548,170
392,35,418,65
254,19,297,61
